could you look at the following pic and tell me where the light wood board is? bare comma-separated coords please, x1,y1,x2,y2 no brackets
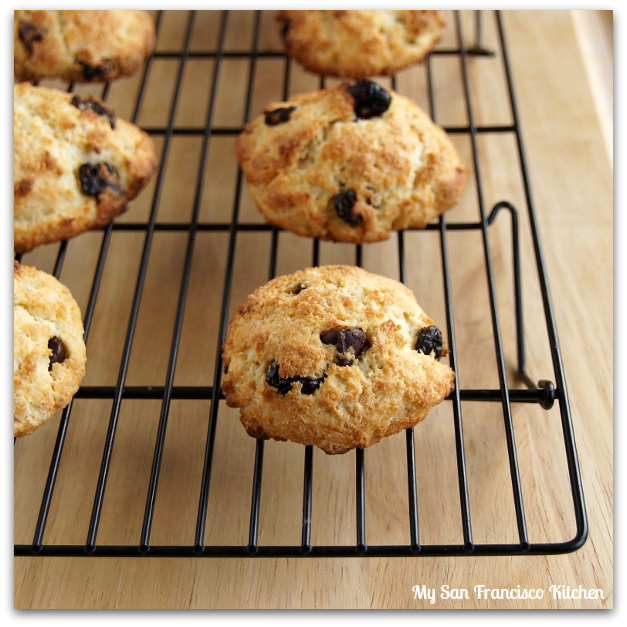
14,10,612,609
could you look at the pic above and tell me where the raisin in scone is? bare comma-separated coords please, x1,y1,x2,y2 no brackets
222,265,455,455
14,10,155,83
14,83,157,253
235,80,466,244
14,261,86,437
278,10,444,78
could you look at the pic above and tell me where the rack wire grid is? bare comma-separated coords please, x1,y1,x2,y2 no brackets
14,10,587,557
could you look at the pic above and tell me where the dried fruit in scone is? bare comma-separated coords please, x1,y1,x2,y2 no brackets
14,261,86,438
221,265,455,455
14,83,157,253
235,80,466,244
14,10,156,83
278,10,445,78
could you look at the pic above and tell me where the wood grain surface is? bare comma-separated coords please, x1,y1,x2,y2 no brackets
14,10,613,609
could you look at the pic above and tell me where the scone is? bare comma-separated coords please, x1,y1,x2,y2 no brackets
222,265,455,455
278,10,445,78
14,261,86,438
14,83,157,253
14,10,156,83
235,80,466,243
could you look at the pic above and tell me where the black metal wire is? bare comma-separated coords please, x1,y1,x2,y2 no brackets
495,11,587,548
86,9,187,552
195,9,264,553
423,34,474,552
14,10,587,558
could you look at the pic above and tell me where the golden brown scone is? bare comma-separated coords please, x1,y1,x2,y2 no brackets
278,10,445,78
14,261,86,438
222,265,455,455
14,83,157,253
235,80,466,243
14,10,156,83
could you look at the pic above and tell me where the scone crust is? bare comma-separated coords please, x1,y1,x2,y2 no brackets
14,83,157,253
222,265,455,454
14,10,156,83
278,10,445,78
14,261,86,437
235,82,466,243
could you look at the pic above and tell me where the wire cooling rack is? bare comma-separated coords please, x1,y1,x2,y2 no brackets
14,10,587,558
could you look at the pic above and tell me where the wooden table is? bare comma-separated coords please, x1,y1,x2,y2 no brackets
14,10,612,609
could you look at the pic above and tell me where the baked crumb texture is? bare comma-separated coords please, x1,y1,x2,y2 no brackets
14,10,155,83
14,83,157,253
278,10,445,78
14,261,86,437
222,265,455,455
236,81,467,243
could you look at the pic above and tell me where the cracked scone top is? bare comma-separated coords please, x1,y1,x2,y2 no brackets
14,83,157,253
278,10,445,78
235,80,467,244
14,262,86,437
222,265,455,455
14,10,155,83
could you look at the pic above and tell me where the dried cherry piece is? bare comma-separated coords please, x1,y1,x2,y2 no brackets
265,106,296,126
415,325,443,360
70,95,116,129
333,190,362,226
48,337,66,370
321,328,369,365
19,23,44,55
347,79,392,119
265,363,325,395
78,59,115,81
281,19,291,38
265,363,294,395
295,376,325,395
78,163,122,200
